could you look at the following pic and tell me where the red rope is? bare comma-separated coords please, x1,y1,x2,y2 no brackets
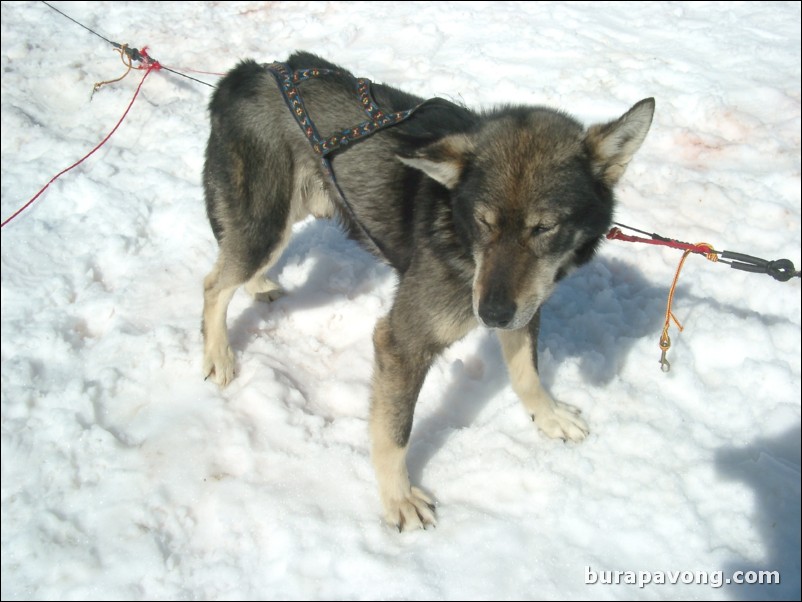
1,60,159,229
606,227,717,257
137,47,161,71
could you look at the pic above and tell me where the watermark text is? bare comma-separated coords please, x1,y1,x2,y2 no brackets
585,566,780,589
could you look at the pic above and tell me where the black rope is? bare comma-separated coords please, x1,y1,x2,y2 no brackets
717,251,800,282
157,65,215,88
41,1,115,45
40,1,215,88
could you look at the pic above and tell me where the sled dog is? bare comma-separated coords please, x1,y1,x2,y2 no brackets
202,52,655,530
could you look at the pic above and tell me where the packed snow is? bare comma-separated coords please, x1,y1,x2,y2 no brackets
1,1,800,600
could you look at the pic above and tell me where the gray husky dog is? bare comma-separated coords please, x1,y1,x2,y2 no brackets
202,52,654,531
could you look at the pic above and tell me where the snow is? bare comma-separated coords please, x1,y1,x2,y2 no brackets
1,1,800,600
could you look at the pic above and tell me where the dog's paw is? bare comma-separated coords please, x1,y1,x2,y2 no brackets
203,346,235,387
533,401,589,442
253,288,285,303
384,486,437,532
246,276,284,303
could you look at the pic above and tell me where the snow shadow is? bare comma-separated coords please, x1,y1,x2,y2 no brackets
716,425,801,601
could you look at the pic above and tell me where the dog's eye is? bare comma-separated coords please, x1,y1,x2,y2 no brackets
530,224,553,237
476,215,493,231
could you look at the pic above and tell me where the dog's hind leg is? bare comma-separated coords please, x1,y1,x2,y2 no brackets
497,310,589,441
202,256,240,386
202,154,332,386
202,215,299,386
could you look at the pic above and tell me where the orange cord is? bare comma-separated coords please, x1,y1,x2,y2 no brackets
659,243,718,372
93,44,134,95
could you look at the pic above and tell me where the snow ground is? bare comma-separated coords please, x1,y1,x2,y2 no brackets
1,1,800,600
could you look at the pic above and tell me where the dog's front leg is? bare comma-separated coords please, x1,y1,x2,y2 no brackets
370,315,437,532
497,311,588,442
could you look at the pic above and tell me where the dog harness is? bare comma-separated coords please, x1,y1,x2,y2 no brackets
265,62,430,257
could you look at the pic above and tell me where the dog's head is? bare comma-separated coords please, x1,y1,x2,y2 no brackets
399,98,655,329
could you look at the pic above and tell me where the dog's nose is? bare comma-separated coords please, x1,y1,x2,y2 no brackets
478,297,517,328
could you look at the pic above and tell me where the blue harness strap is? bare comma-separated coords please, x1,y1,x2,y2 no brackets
265,62,429,257
266,61,423,157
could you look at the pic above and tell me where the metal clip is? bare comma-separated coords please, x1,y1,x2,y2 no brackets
659,336,671,373
659,349,671,372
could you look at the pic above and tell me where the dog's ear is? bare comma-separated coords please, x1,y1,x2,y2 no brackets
585,98,655,187
397,134,475,189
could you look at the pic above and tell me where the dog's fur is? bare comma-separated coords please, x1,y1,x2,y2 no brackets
202,52,654,530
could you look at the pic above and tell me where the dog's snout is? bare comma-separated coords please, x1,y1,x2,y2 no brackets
478,295,516,328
